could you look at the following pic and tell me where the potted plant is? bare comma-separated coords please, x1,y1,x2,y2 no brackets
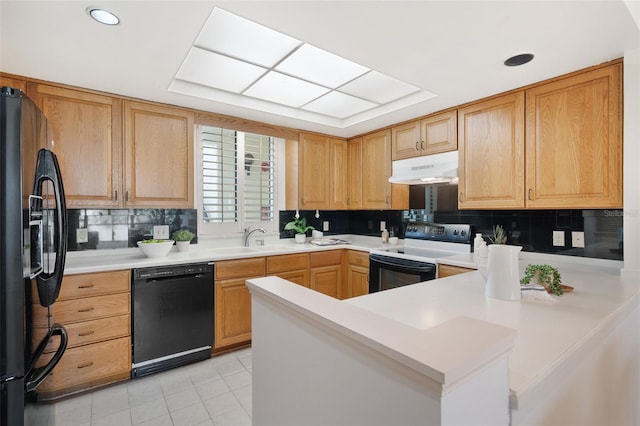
489,224,507,244
520,264,564,295
171,229,195,252
284,216,314,244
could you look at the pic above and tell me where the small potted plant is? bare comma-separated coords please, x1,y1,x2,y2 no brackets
171,229,195,252
521,264,564,295
284,216,314,244
490,224,507,244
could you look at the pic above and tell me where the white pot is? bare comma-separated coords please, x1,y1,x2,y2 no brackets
295,234,306,244
485,245,522,301
176,241,190,252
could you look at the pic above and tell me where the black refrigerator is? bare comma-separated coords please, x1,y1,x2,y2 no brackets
1,87,69,425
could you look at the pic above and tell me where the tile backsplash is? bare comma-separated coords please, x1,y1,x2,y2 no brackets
67,209,198,251
279,208,623,261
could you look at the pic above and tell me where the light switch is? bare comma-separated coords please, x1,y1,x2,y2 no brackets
76,228,88,243
552,231,564,247
323,221,329,231
380,221,386,231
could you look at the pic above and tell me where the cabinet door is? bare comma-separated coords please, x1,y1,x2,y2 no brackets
391,120,421,160
276,270,310,288
347,137,363,209
28,84,122,207
525,64,622,208
123,101,194,208
362,129,392,209
298,132,331,209
310,265,341,299
437,264,475,278
0,75,26,92
422,110,457,155
329,138,348,209
347,264,369,298
458,92,525,209
214,278,252,349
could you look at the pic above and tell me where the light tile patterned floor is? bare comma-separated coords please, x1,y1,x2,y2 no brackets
51,348,252,426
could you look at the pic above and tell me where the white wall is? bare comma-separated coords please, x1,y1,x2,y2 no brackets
622,3,640,276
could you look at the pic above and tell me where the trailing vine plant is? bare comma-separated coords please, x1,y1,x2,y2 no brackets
521,264,564,295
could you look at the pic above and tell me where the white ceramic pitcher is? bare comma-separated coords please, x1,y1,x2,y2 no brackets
485,245,522,301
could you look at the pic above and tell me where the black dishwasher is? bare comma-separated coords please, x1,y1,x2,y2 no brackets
131,262,214,378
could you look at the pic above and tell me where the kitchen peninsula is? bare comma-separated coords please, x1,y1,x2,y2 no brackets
247,253,640,426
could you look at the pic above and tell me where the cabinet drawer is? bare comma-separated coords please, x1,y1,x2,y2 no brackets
33,292,130,326
32,270,130,302
215,257,265,280
437,264,475,278
267,253,309,274
346,250,369,267
310,250,342,268
34,314,130,352
38,336,131,393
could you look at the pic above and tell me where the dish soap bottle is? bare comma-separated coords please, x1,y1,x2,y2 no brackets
381,229,389,244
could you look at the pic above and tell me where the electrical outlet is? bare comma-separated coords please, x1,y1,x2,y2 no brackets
153,225,169,240
571,231,585,248
552,231,564,247
76,228,88,243
380,221,386,231
323,221,329,231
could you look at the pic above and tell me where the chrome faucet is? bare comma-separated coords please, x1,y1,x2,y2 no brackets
244,225,266,247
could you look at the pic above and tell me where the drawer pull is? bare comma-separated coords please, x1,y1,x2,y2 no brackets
78,307,94,313
77,284,94,289
78,330,95,337
77,362,94,369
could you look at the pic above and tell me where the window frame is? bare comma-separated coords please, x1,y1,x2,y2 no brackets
195,124,284,237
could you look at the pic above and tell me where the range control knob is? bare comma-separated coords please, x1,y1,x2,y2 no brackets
460,230,466,237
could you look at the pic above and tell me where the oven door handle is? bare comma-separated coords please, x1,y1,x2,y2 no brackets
369,254,436,273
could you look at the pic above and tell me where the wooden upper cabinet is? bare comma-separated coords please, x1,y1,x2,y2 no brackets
392,111,457,160
329,138,348,209
297,132,347,210
298,132,331,209
392,120,421,160
123,101,194,208
362,129,392,209
1,75,27,93
27,83,122,207
347,137,363,209
458,92,526,209
525,63,622,208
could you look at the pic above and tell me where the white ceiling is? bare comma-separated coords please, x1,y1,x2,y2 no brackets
1,1,638,138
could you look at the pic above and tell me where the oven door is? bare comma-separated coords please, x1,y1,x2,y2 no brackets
369,253,436,293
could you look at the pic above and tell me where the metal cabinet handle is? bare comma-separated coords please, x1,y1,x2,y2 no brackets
77,361,94,369
459,192,463,202
78,307,94,313
415,141,420,151
385,195,390,205
78,330,95,337
528,189,533,200
421,141,425,150
77,283,94,289
125,191,129,202
114,190,118,201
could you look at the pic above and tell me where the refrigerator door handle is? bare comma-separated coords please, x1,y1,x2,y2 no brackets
25,324,68,393
33,148,67,307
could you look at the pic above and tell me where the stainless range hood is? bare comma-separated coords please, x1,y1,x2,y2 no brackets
388,150,458,185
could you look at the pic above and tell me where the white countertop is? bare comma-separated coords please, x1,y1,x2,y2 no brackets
63,235,392,274
346,253,635,411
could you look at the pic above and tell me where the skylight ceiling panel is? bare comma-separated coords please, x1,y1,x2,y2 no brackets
195,8,301,67
275,44,369,88
302,91,377,119
339,71,424,104
176,47,266,93
243,71,330,107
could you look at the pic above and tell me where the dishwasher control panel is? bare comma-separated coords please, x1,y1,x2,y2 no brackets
133,262,213,280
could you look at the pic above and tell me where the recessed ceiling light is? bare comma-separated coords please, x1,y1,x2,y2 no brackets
87,8,120,26
504,53,534,67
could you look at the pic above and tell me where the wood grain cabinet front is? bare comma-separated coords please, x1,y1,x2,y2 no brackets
266,254,310,288
310,251,343,299
392,110,457,160
214,258,266,350
437,264,475,278
345,250,370,299
32,270,131,399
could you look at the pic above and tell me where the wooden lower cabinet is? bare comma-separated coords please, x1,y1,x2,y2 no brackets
437,264,475,278
267,253,310,288
33,270,131,399
345,250,370,298
214,257,265,350
310,251,343,299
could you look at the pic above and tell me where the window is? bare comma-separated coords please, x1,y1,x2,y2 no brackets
198,125,279,234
